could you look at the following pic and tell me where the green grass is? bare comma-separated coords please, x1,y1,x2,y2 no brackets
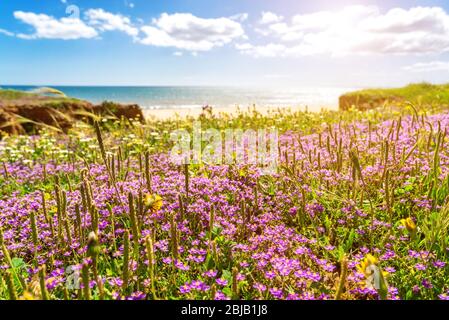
0,89,39,100
342,83,449,106
0,88,82,106
1,98,449,300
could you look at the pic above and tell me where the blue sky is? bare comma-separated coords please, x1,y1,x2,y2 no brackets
1,0,449,87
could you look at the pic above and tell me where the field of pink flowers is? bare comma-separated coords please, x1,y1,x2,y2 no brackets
0,106,448,300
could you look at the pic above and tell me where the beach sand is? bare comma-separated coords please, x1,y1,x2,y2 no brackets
143,105,335,120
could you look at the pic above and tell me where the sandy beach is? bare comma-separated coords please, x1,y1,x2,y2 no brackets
143,104,336,120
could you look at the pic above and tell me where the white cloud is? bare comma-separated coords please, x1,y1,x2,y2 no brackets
235,43,253,51
403,61,449,72
14,11,98,40
259,11,283,25
263,74,291,79
173,51,183,56
236,43,287,57
242,6,449,57
230,13,249,22
85,8,138,37
0,28,14,37
139,13,245,51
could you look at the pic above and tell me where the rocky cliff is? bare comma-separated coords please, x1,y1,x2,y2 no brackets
0,89,145,136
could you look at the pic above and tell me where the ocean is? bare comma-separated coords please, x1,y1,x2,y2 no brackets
1,85,355,111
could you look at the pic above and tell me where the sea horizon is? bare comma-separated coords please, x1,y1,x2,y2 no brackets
0,85,359,111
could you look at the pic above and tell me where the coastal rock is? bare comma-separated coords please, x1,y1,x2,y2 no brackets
0,98,145,136
9,103,92,133
0,109,25,135
93,101,145,123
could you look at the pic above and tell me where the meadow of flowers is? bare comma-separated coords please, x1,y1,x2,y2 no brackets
0,104,448,300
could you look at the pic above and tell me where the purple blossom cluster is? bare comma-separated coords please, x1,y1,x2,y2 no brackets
1,110,449,300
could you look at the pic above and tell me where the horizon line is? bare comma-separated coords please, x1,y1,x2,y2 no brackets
0,83,372,89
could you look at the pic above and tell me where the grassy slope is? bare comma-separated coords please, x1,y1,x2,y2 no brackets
0,88,83,107
0,89,40,100
343,83,449,105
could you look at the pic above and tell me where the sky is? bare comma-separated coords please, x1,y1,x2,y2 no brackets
1,0,449,87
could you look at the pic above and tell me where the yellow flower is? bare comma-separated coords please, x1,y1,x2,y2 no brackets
357,253,389,299
400,217,417,240
400,217,417,233
366,253,378,265
19,291,37,300
357,254,378,276
144,194,163,212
